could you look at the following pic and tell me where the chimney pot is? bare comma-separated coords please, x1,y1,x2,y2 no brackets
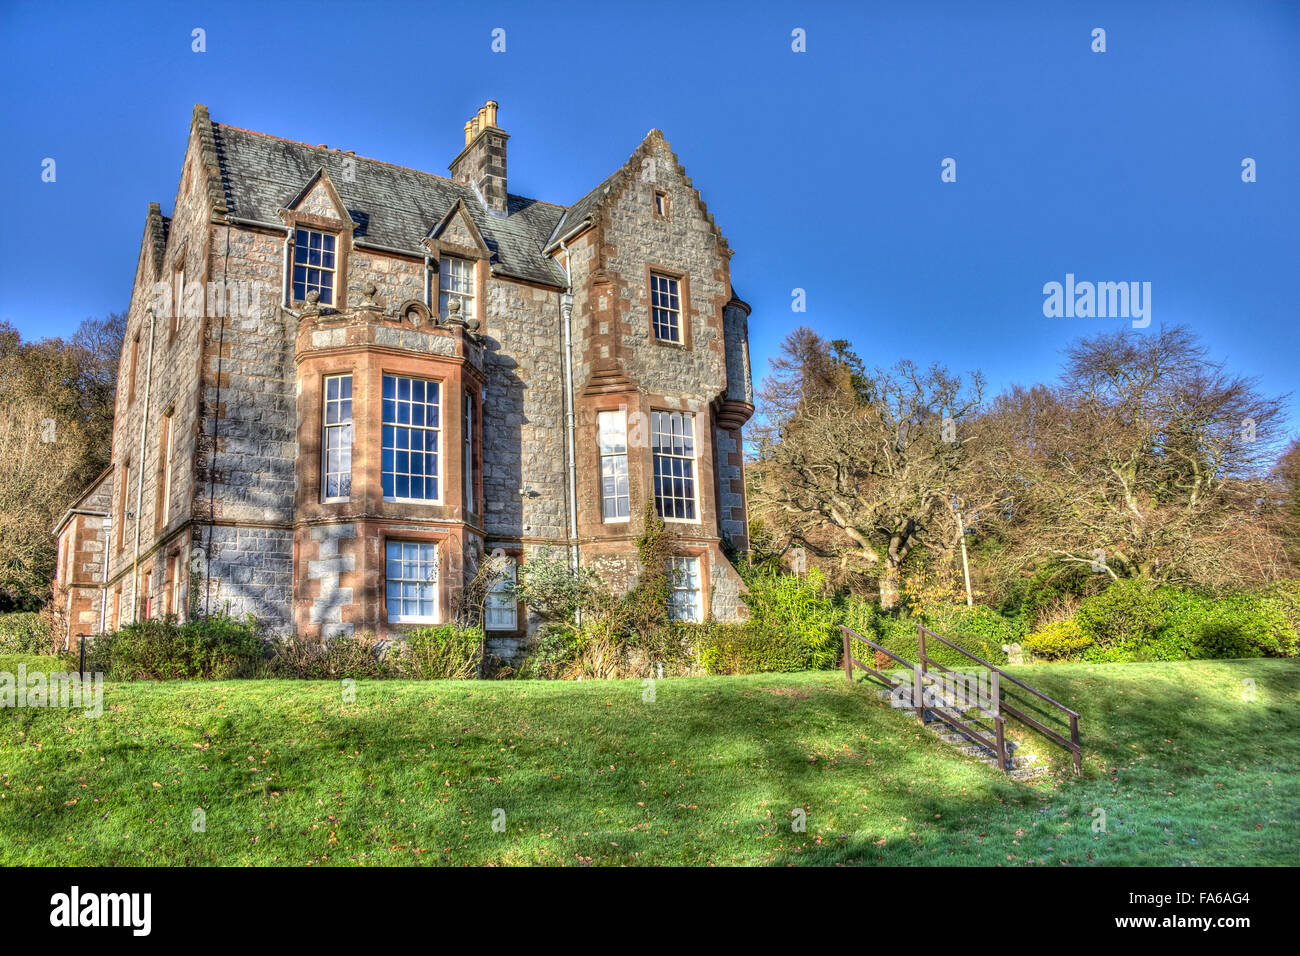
450,99,508,215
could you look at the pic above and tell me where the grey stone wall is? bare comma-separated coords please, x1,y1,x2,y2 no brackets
481,280,569,544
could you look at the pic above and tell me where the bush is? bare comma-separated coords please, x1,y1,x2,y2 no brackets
75,615,265,680
1030,580,1300,663
0,612,51,654
695,622,813,675
877,612,1010,669
741,567,838,668
514,624,579,679
392,625,484,680
1075,578,1168,649
269,631,390,679
926,604,1025,652
1024,618,1093,660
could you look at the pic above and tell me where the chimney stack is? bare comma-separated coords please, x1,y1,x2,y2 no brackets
450,99,508,215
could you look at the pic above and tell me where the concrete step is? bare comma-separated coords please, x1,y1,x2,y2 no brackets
870,679,1050,777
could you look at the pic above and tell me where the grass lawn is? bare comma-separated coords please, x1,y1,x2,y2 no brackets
1,654,1296,866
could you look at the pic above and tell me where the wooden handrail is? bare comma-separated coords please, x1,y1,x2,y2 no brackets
917,625,1081,719
843,624,1081,775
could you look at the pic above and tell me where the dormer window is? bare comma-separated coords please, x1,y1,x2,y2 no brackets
293,228,336,305
439,256,475,321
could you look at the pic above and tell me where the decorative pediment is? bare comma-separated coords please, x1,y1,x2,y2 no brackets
426,199,491,257
282,167,351,226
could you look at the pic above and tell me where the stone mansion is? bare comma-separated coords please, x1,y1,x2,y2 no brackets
52,101,755,656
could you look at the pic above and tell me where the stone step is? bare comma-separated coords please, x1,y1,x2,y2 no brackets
871,680,1048,776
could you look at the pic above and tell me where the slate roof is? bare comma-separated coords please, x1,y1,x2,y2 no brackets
209,121,570,287
546,168,622,248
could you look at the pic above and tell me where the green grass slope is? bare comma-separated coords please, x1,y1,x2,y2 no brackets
0,660,1294,866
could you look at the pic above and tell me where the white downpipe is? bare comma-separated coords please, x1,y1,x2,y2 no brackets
558,243,579,575
131,305,158,621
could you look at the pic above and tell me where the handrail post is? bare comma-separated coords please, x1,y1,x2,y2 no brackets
913,663,924,723
1070,714,1081,774
992,671,1007,771
917,624,928,677
842,627,852,683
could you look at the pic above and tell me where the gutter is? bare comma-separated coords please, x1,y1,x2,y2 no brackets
52,508,108,538
544,219,592,256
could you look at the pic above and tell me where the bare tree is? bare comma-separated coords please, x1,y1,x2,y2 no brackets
749,328,985,609
972,325,1294,590
0,315,124,608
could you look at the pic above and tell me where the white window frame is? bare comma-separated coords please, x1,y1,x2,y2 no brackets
668,555,703,623
386,540,440,624
292,228,337,305
382,374,442,504
439,256,476,321
322,374,354,502
172,267,184,332
484,560,518,631
651,410,699,522
463,393,475,514
597,409,630,523
650,273,681,343
160,412,173,525
170,552,184,622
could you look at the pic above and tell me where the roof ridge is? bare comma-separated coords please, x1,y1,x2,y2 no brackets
211,120,560,209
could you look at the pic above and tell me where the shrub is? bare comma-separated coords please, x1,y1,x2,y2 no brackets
392,625,484,680
927,604,1025,651
695,622,813,675
1151,588,1297,661
76,615,265,680
879,614,1010,669
514,624,579,680
513,547,608,635
269,631,390,679
1024,618,1093,660
1075,578,1168,649
838,597,878,640
741,567,838,668
0,611,51,654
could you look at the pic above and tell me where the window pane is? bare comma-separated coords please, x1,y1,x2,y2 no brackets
382,375,441,500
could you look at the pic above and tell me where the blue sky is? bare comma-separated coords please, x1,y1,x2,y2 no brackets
2,0,1297,437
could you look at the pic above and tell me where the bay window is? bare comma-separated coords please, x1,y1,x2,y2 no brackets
597,409,630,521
322,374,353,501
386,540,439,623
382,375,441,501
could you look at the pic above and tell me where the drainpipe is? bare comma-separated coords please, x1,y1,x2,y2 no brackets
131,304,158,621
424,254,433,308
280,218,293,307
558,242,579,574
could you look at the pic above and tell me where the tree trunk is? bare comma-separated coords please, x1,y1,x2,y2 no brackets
879,561,902,611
